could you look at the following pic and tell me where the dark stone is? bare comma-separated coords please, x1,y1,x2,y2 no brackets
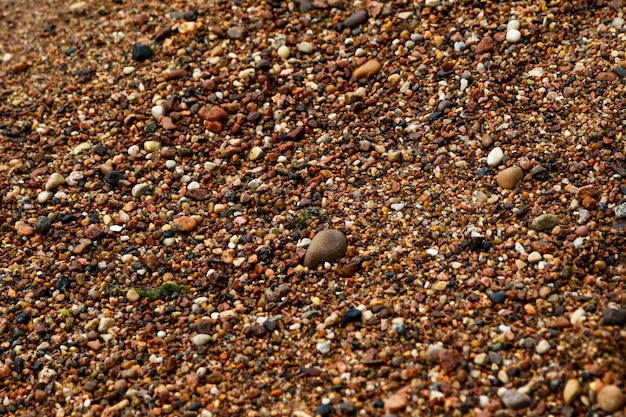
284,126,305,141
603,307,626,326
56,275,71,291
132,44,154,62
339,401,357,415
16,311,30,324
489,291,506,304
428,111,443,122
104,171,126,187
295,0,312,12
314,403,332,417
615,66,626,78
227,26,247,40
34,216,52,234
187,402,203,411
341,309,362,326
343,10,368,28
154,26,172,42
93,145,107,156
195,321,212,334
263,320,277,332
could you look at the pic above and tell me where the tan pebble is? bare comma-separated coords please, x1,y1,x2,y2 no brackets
523,304,536,315
126,289,140,302
353,59,381,79
304,229,348,268
45,172,65,191
434,281,448,291
173,216,197,232
496,166,524,189
16,223,35,236
597,385,624,412
563,379,582,404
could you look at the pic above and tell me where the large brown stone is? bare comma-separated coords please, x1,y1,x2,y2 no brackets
304,229,348,268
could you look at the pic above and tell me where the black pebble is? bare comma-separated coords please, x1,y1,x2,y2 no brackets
187,402,202,411
263,320,277,332
34,216,52,234
132,43,154,61
314,404,332,417
341,309,362,326
104,171,126,186
56,275,71,291
603,307,626,326
144,122,158,133
428,111,443,122
16,311,30,324
93,145,107,156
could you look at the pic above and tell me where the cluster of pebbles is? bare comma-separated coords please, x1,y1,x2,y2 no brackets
1,0,626,416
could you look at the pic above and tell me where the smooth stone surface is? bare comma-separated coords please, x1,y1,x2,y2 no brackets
304,229,348,268
536,339,550,354
316,340,331,354
597,385,624,413
563,379,581,404
425,345,444,362
192,334,211,347
144,141,161,152
343,10,368,28
277,45,290,59
527,251,542,264
500,389,531,410
297,42,314,54
475,36,494,54
45,173,65,190
132,44,153,61
531,214,558,231
248,146,263,161
353,59,381,79
603,307,626,325
126,289,140,302
496,166,523,189
384,391,409,413
131,183,149,197
506,29,521,43
98,317,115,333
487,147,504,167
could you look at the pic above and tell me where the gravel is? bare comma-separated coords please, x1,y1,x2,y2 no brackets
1,0,626,415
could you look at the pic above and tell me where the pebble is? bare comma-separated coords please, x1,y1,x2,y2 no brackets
341,309,362,326
192,334,211,347
122,66,135,75
603,307,626,326
506,29,521,43
227,26,247,40
316,340,332,354
384,390,409,413
475,36,494,54
45,173,65,190
474,353,489,366
126,289,140,302
500,389,531,410
507,20,520,31
131,183,149,197
297,42,314,54
37,191,52,203
98,317,115,333
614,202,626,218
17,223,35,236
277,45,290,59
496,166,523,189
144,140,161,152
198,106,228,122
531,214,558,231
132,43,154,61
151,105,164,117
173,216,197,232
34,216,52,234
425,345,444,362
353,59,381,79
343,10,368,28
248,146,263,161
487,147,504,167
527,251,542,264
563,379,581,404
69,1,86,14
304,229,348,268
489,291,506,304
597,385,624,413
390,203,405,211
535,339,550,354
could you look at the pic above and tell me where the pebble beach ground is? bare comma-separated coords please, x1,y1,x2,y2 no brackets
1,0,626,416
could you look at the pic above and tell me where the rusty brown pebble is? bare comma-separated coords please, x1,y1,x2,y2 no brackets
304,229,348,268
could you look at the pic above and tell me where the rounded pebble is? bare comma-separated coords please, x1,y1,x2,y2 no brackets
496,166,524,189
304,229,348,268
597,385,624,413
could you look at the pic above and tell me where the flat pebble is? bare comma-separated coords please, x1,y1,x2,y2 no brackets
297,42,314,54
131,183,149,197
144,141,161,152
531,214,558,231
98,317,115,333
563,379,581,404
151,106,164,117
496,166,523,189
45,173,65,190
500,389,531,410
304,229,348,268
527,251,542,264
597,385,624,412
192,334,211,347
316,340,331,354
384,390,409,413
353,59,381,79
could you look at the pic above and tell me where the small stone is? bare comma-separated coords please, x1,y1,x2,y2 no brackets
475,36,494,54
45,173,65,190
489,291,506,304
131,183,149,197
384,390,409,413
34,216,52,234
248,146,264,161
314,404,332,417
297,42,314,54
614,202,626,218
500,390,531,410
17,223,35,236
198,105,228,122
531,214,558,231
227,26,247,40
596,72,618,82
98,317,115,333
536,339,550,354
38,191,53,203
132,44,154,61
603,307,626,326
151,106,165,118
104,171,126,187
173,216,197,232
563,379,581,404
316,340,332,354
343,10,368,28
487,147,504,167
161,117,176,130
277,45,290,58
243,325,266,338
304,229,348,268
341,309,362,326
496,166,523,189
353,59,382,79
507,20,520,31
69,1,87,14
284,125,305,141
122,66,135,75
126,289,140,302
474,353,489,366
144,140,161,152
425,345,444,362
527,251,542,264
563,86,575,98
192,334,211,347
437,349,461,372
597,385,624,413
506,29,521,43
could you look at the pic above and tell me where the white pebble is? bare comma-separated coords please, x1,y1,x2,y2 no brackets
506,29,521,43
611,17,625,28
277,45,290,59
131,183,149,197
297,42,314,54
536,339,550,354
487,147,504,167
109,225,123,232
426,248,438,257
151,105,165,118
316,340,332,354
507,20,520,31
192,334,211,347
37,191,53,203
123,66,135,75
390,203,405,211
